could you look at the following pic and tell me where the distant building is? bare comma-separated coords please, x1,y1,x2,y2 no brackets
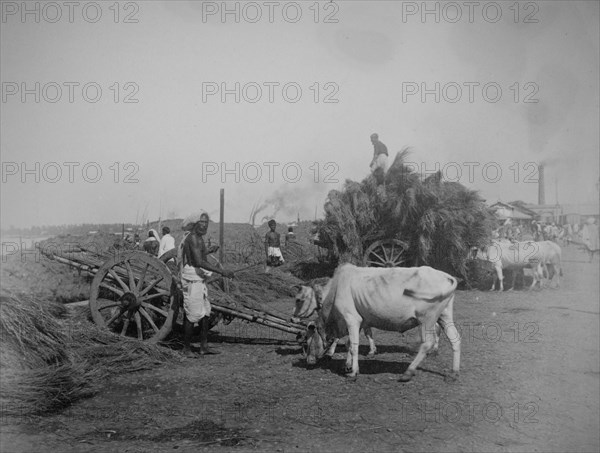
517,203,599,225
489,202,533,221
560,203,600,225
522,204,563,223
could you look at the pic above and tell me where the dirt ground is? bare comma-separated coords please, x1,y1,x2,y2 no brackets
1,246,599,453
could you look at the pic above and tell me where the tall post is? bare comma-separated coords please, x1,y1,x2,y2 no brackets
219,189,225,264
538,163,545,205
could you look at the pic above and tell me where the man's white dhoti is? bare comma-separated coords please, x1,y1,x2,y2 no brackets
180,265,212,323
370,154,388,173
267,246,285,267
268,246,284,261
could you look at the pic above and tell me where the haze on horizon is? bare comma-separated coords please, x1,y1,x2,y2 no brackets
1,1,598,230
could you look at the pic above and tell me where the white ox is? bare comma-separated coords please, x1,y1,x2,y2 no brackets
292,281,377,358
538,240,562,287
303,264,460,382
475,240,562,291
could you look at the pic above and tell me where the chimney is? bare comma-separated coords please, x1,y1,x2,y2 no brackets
538,163,545,205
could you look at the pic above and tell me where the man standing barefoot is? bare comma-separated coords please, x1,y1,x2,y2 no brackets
180,212,234,357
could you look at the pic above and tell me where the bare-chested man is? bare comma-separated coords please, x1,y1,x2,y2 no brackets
180,213,234,357
264,219,284,272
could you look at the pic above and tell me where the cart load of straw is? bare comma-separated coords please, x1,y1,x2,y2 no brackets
0,291,181,417
209,268,305,310
313,149,495,280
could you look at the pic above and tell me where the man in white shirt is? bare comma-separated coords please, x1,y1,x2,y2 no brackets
159,226,176,258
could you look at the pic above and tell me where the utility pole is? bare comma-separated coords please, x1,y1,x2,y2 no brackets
219,189,225,265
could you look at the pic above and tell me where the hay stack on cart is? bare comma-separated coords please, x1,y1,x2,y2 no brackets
313,149,495,283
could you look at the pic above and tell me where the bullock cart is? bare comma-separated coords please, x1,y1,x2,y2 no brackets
41,245,306,343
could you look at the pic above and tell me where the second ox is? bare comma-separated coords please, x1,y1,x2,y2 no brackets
296,263,461,383
475,239,562,291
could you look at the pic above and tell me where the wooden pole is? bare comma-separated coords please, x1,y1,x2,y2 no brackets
219,188,225,264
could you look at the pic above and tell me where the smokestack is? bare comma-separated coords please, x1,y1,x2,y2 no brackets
538,163,545,205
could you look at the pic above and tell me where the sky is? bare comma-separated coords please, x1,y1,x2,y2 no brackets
1,0,599,229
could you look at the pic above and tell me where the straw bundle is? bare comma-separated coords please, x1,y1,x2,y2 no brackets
0,291,181,417
0,292,95,415
313,149,495,278
67,319,181,374
210,269,304,308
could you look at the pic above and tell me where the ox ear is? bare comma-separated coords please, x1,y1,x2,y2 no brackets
313,286,324,308
292,284,303,293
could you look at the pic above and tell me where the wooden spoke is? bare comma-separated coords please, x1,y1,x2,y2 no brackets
139,307,160,333
108,269,129,293
134,312,143,340
136,264,149,292
370,250,386,263
139,276,164,297
99,282,124,297
382,244,389,261
120,314,132,336
393,253,405,266
142,302,168,318
106,308,127,327
97,302,122,311
125,260,136,293
140,290,170,302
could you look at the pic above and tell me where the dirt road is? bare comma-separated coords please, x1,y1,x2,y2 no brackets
1,246,598,452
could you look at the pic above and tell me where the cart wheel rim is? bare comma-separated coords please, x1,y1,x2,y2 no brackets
89,251,175,342
364,239,408,268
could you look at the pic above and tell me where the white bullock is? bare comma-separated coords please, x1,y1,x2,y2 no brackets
304,264,460,382
475,240,546,291
292,280,377,358
537,240,562,288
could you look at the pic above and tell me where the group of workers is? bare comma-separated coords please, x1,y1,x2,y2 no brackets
141,226,175,259
135,215,293,358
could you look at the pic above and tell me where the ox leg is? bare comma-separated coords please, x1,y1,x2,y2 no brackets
493,265,504,291
344,338,352,372
345,322,361,379
399,320,436,382
325,339,339,358
429,323,441,356
551,262,561,288
438,299,461,382
530,263,543,290
364,326,377,358
507,269,517,291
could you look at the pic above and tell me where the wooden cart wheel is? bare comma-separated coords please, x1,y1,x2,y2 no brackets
364,239,408,268
89,251,176,342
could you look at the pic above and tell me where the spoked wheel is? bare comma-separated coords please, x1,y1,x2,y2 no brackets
364,239,408,268
89,251,177,342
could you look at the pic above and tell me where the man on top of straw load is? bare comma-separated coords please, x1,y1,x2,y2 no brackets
179,212,234,357
369,133,389,176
